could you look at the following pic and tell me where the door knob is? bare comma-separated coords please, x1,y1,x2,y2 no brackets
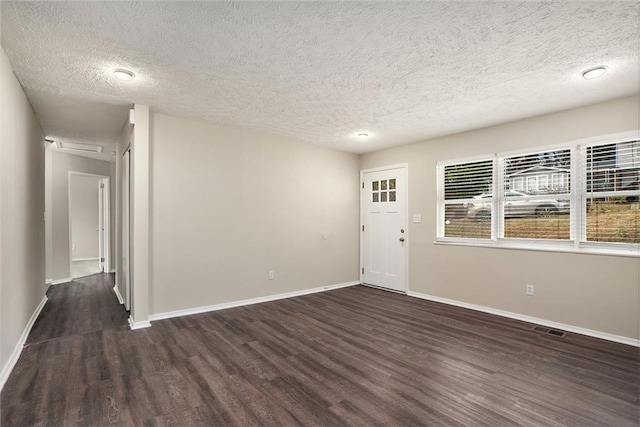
400,229,405,233
399,237,405,242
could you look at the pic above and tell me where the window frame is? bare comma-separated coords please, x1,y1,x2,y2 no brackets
436,154,496,243
538,175,548,191
512,177,524,191
435,131,640,257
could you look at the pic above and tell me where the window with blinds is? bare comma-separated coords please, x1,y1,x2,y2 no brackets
502,149,571,240
440,159,493,239
436,131,639,255
585,140,640,243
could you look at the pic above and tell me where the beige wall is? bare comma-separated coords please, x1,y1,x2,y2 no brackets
70,175,101,260
149,113,360,314
45,149,52,280
360,95,640,340
49,151,114,280
0,47,45,377
131,104,150,323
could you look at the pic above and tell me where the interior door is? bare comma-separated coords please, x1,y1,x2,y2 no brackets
102,178,110,273
123,150,131,311
361,166,407,292
98,180,105,272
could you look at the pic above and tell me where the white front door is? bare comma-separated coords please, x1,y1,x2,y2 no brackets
361,165,407,292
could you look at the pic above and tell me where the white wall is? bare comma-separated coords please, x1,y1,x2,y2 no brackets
0,47,45,382
70,174,100,260
360,95,640,341
49,151,114,280
149,113,360,315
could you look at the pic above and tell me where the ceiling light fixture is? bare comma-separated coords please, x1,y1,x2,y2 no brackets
581,66,607,80
358,133,369,138
114,69,135,81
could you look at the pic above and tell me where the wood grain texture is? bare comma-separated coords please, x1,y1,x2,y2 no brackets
2,274,638,426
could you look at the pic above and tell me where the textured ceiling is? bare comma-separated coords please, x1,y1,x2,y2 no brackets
1,1,638,159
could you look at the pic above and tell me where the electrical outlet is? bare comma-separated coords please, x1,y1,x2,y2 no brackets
526,284,534,296
268,270,274,280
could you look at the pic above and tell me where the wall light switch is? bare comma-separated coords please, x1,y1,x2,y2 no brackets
268,270,274,280
413,214,422,224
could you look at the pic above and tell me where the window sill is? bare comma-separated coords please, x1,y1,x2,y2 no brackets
434,238,640,258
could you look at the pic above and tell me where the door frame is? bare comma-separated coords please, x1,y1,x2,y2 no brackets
98,177,105,272
122,148,131,311
359,163,409,292
68,171,111,278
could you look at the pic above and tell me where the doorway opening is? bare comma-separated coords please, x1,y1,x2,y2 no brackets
68,172,111,279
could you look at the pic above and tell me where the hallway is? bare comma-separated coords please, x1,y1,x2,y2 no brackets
71,260,104,280
1,274,129,425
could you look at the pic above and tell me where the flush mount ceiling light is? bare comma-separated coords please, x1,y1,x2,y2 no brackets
581,66,607,80
357,133,369,138
114,68,135,81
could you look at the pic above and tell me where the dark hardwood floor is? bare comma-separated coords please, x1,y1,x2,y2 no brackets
1,274,638,426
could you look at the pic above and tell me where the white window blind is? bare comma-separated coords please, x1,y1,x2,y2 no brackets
585,140,640,243
440,159,493,239
502,149,571,240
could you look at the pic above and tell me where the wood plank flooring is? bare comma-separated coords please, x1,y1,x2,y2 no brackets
1,274,638,426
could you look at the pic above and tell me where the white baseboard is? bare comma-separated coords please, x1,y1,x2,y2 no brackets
113,285,124,305
72,257,99,262
109,269,116,274
149,280,360,322
407,291,639,347
0,295,48,391
50,277,72,285
128,316,151,330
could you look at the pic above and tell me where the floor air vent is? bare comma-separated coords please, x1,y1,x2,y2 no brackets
533,325,566,338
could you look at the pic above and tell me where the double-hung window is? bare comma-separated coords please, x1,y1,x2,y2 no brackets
584,140,640,245
500,148,572,241
438,158,493,240
436,132,640,256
